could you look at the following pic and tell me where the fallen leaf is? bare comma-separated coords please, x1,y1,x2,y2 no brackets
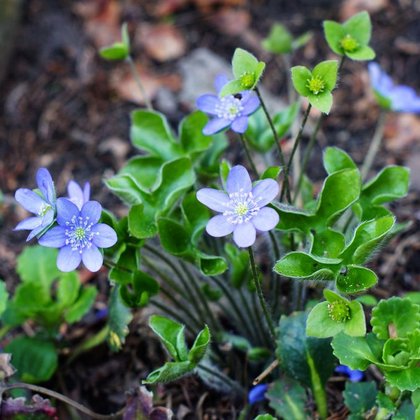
385,114,420,152
209,7,250,36
111,64,181,105
138,24,186,62
340,0,388,20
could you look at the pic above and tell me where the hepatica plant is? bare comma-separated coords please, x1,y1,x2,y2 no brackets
4,10,418,420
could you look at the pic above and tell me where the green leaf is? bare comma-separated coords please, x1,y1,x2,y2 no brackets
340,216,395,265
323,147,356,175
120,271,159,308
143,361,193,384
158,217,191,256
267,378,307,420
219,79,244,97
261,166,282,180
232,48,259,79
323,20,345,55
17,246,59,289
277,312,336,388
188,325,211,364
99,43,129,61
197,253,228,276
343,381,377,415
310,229,345,259
292,31,312,50
179,111,212,156
345,45,375,61
120,156,163,192
343,11,372,46
371,297,420,340
306,293,366,338
57,272,79,307
224,243,249,288
316,169,361,225
6,337,58,383
291,66,312,97
356,294,378,307
254,415,277,420
362,166,410,206
181,193,210,245
65,286,97,324
262,23,293,54
109,245,140,284
149,315,188,362
105,174,144,205
312,60,338,91
308,91,333,114
128,203,157,238
0,280,9,318
332,332,381,370
274,252,341,280
130,110,182,159
336,265,377,293
107,286,133,351
384,367,420,392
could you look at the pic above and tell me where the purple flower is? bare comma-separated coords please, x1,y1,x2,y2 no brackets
335,365,364,382
14,168,56,241
248,384,268,405
197,165,279,248
196,75,260,135
368,62,420,113
67,180,90,210
39,198,117,272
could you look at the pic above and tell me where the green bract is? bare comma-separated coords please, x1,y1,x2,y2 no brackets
143,315,210,384
323,11,375,60
220,48,266,96
291,60,338,113
99,23,130,61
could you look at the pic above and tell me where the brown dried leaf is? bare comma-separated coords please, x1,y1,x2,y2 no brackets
139,24,186,62
209,8,250,36
385,114,420,152
340,0,388,20
111,64,181,105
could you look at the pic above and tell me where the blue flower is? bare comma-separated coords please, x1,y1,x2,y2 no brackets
14,168,56,241
39,198,117,272
196,75,260,135
248,384,268,405
368,62,420,113
67,180,90,210
335,365,364,382
197,165,279,248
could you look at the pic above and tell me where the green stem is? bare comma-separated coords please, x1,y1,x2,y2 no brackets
255,87,291,202
248,247,276,344
360,110,387,180
126,55,152,110
239,133,258,176
3,383,124,419
280,103,312,201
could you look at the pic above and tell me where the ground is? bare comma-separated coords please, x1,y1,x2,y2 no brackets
0,0,419,418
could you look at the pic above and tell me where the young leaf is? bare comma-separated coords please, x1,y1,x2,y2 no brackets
188,325,211,364
143,361,193,384
291,66,312,97
262,23,293,54
343,11,372,46
323,147,356,175
99,23,130,61
384,367,420,392
310,229,346,258
120,271,159,308
65,286,97,324
197,252,228,276
307,91,333,114
312,60,338,91
323,20,345,55
158,217,191,256
336,265,377,293
179,111,212,156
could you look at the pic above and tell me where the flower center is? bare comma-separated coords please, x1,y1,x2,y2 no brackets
38,203,51,217
327,300,351,323
307,76,325,95
340,34,359,52
215,96,243,121
240,72,255,89
223,190,260,224
65,215,96,253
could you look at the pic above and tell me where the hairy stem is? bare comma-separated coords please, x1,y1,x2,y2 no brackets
239,133,258,176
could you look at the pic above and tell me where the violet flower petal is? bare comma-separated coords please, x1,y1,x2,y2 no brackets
38,226,66,248
67,180,85,210
92,223,118,248
82,245,103,272
196,94,220,115
251,207,279,231
56,198,79,227
214,74,229,93
241,93,260,115
226,165,252,194
203,118,231,135
230,116,248,133
83,182,91,203
27,224,46,241
81,201,102,225
15,189,46,214
248,384,268,405
36,168,55,204
233,222,256,247
252,179,280,207
206,215,235,237
57,245,82,272
196,188,230,212
14,217,42,231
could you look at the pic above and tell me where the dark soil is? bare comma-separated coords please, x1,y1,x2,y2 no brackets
0,0,419,418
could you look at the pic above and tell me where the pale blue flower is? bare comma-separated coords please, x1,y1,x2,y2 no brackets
67,180,90,210
335,365,364,382
14,168,56,241
197,165,279,248
39,198,117,272
248,383,268,405
196,75,260,135
368,62,420,113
